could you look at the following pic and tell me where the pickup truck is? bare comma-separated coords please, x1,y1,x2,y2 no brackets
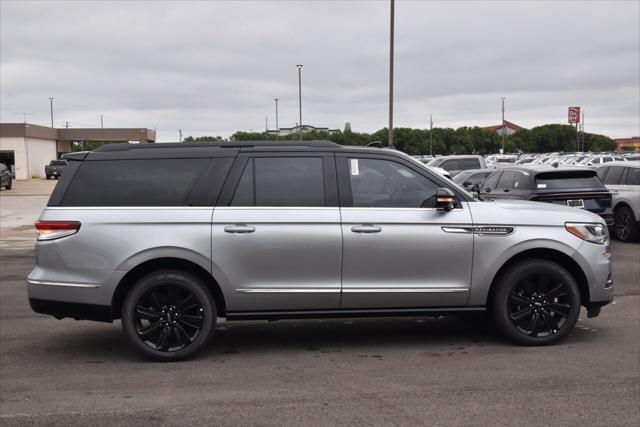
45,160,68,180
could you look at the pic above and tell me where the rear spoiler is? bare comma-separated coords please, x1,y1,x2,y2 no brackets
61,152,89,161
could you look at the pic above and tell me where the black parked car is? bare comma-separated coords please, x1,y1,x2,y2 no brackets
45,160,68,180
0,163,12,190
453,169,494,190
478,166,613,225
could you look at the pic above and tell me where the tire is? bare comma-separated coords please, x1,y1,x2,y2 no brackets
614,205,640,242
46,175,50,180
5,180,11,190
490,259,581,346
121,270,216,362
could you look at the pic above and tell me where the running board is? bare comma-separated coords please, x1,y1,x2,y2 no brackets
226,306,486,321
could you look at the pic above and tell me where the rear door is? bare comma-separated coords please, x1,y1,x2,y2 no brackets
337,153,473,309
212,152,342,313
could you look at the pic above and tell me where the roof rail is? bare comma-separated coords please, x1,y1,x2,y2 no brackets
94,140,342,152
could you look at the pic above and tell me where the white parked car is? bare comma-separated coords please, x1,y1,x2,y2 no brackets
597,161,640,242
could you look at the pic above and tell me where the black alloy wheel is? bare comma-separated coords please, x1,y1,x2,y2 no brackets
508,274,571,337
122,270,216,361
491,259,581,346
133,284,204,352
614,206,639,242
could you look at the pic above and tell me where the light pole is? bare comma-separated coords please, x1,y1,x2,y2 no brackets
500,97,506,153
274,98,279,130
429,114,433,156
100,114,104,128
296,65,303,140
388,0,395,148
49,97,54,128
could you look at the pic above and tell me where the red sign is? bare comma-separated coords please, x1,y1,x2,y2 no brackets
568,107,581,124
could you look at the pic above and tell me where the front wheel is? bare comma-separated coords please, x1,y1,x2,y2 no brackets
122,270,216,361
491,259,581,346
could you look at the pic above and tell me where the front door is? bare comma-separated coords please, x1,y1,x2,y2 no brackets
212,153,342,313
337,154,473,309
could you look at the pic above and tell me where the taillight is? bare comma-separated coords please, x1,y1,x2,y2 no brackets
35,220,81,241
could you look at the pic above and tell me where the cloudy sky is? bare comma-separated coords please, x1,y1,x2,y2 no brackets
1,0,639,142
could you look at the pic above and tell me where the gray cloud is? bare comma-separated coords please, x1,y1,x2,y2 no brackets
1,0,638,141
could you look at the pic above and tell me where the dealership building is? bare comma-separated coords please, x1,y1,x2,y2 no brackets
0,123,155,179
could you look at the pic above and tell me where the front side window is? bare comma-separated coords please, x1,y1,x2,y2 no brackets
496,171,516,189
231,157,325,207
348,158,438,208
482,172,501,190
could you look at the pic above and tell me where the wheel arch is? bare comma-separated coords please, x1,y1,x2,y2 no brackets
486,248,590,310
111,257,227,320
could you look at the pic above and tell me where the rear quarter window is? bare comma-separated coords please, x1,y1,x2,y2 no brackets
625,168,640,185
61,158,212,206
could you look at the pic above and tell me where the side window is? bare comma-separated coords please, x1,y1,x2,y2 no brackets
624,168,640,185
603,166,625,185
467,172,488,185
596,167,609,180
348,158,439,208
496,171,516,189
513,171,532,189
462,158,480,169
602,157,613,163
440,159,460,171
231,157,325,207
482,172,501,190
61,158,211,206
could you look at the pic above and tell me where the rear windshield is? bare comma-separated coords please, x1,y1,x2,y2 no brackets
535,170,603,190
61,158,211,206
50,160,67,166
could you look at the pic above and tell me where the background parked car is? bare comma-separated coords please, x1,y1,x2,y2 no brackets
426,155,486,177
0,163,12,190
479,166,613,225
45,159,68,180
452,169,493,190
597,161,640,242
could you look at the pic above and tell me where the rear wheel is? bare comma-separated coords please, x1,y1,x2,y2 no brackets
45,175,50,180
4,180,10,190
122,270,216,361
491,259,581,345
614,205,639,242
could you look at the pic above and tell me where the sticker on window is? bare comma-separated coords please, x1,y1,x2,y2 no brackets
537,183,547,188
350,159,359,176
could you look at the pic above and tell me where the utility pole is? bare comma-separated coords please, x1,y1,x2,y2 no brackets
296,64,303,140
49,97,54,127
429,114,433,156
13,112,34,123
179,129,182,142
500,97,506,154
265,116,268,132
65,121,69,129
581,111,585,152
100,114,104,128
388,0,395,149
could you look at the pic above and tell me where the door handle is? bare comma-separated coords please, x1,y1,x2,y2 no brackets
224,225,256,234
503,189,510,193
351,225,382,233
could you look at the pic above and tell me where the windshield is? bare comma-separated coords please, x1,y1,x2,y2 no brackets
50,160,66,166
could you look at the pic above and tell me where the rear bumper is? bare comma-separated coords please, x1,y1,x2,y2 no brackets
29,298,112,322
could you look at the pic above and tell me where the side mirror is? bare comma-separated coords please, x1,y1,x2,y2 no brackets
435,188,456,211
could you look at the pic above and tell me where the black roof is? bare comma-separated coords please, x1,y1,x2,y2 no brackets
94,140,341,152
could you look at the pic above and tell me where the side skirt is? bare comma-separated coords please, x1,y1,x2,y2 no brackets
226,306,486,321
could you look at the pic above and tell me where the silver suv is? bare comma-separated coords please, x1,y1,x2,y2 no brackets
28,141,614,361
597,161,640,242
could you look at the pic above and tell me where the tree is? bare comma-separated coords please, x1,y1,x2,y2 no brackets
183,135,224,142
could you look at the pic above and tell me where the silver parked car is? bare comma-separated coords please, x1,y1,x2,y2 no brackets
597,161,640,242
28,141,613,361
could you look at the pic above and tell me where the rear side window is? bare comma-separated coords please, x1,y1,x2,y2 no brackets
496,171,516,189
603,166,625,185
231,157,325,207
625,168,640,185
513,171,533,189
462,158,480,169
536,171,603,189
62,159,210,206
597,167,609,180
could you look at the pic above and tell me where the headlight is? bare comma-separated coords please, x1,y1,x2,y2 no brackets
565,222,608,244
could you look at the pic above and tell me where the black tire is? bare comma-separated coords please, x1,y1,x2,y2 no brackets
614,205,640,242
491,259,581,346
122,270,216,362
5,180,11,190
45,175,50,180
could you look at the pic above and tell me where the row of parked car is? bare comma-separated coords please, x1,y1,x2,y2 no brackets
413,154,640,242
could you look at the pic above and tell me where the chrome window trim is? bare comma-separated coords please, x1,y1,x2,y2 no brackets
46,206,213,210
27,279,100,289
342,288,469,293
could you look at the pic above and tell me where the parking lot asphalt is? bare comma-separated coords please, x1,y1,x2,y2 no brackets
1,184,639,426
